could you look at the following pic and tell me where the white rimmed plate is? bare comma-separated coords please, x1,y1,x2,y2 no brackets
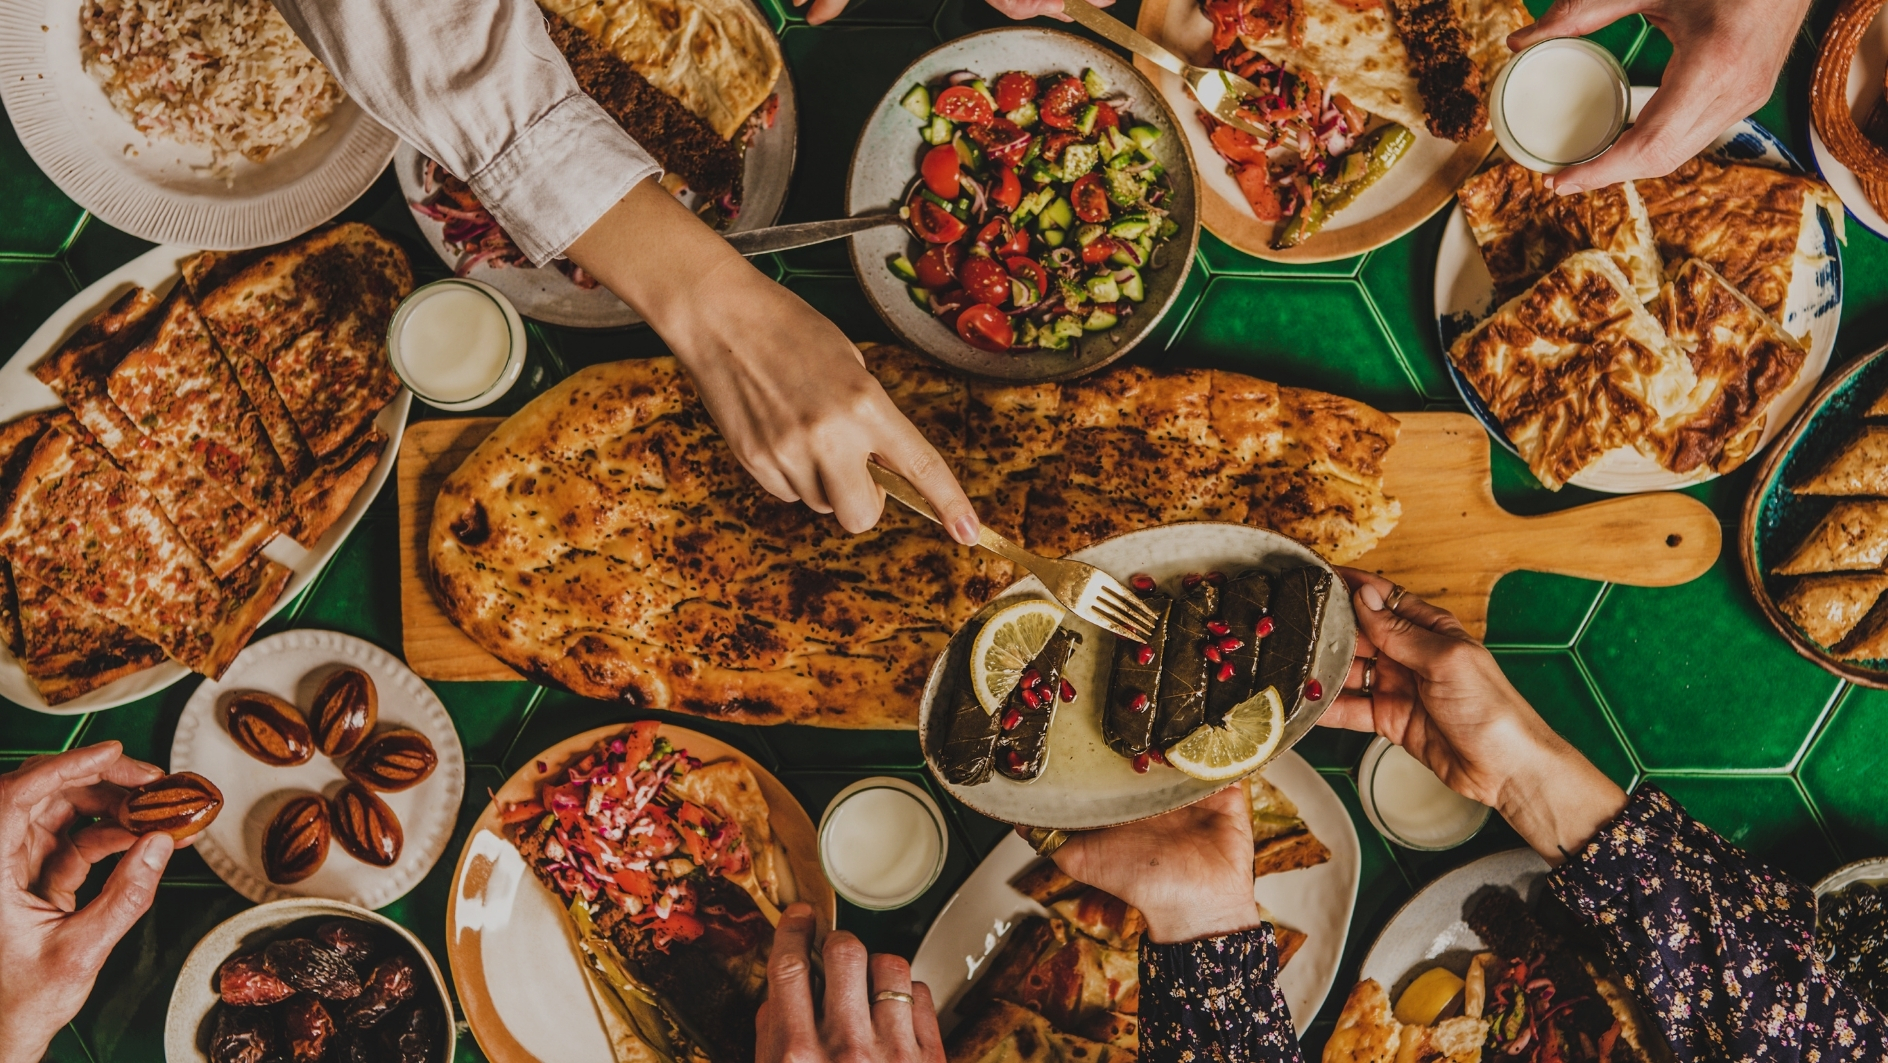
918,522,1357,831
445,723,833,1063
911,751,1361,1036
1811,0,1888,240
169,629,464,908
1358,847,1548,999
395,40,798,330
0,0,396,249
0,243,410,714
1437,89,1844,494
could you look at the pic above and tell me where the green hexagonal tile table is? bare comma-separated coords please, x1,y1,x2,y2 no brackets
5,2,1887,1061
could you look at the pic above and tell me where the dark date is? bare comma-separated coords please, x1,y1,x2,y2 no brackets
263,938,362,1001
379,1004,437,1063
283,996,335,1063
344,955,417,1029
218,952,295,1007
315,920,383,967
211,1004,279,1063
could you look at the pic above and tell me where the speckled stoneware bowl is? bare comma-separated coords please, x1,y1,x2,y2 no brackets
918,522,1357,830
845,27,1201,382
164,897,455,1063
1742,343,1888,688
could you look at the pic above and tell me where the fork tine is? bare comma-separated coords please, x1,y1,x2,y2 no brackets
1089,599,1152,641
1099,585,1162,629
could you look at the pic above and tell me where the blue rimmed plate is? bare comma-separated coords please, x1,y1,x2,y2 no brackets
1434,88,1844,494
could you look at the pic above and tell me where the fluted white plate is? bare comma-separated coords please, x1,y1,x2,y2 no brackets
171,629,465,909
0,0,396,248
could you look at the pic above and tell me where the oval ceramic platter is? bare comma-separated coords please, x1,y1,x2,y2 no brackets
1741,342,1888,688
918,522,1357,831
397,48,799,329
169,630,466,909
911,751,1361,1037
1438,89,1844,494
1132,0,1502,263
446,723,834,1063
1359,847,1549,1002
1810,0,1888,240
846,27,1201,383
0,0,395,248
0,244,410,714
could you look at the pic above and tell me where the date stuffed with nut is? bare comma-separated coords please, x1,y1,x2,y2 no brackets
264,938,363,1000
218,952,295,1007
331,783,403,867
116,771,223,841
226,691,315,766
311,668,377,757
343,730,436,793
265,795,332,884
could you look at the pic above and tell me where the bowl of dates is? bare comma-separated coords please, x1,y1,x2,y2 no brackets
164,898,454,1063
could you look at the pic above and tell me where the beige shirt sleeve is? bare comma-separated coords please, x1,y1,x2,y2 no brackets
273,0,660,264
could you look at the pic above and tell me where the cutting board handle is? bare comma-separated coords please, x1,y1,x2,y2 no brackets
1486,493,1721,587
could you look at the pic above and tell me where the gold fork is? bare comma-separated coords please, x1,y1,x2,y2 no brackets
1059,0,1273,141
869,464,1160,642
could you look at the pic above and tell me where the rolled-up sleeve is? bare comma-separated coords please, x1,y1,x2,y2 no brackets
273,0,660,264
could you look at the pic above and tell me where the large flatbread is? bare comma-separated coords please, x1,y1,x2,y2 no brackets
429,348,1401,725
182,249,317,483
1448,250,1694,490
1796,424,1888,496
10,568,167,705
1457,162,1662,303
538,0,782,140
1773,500,1888,576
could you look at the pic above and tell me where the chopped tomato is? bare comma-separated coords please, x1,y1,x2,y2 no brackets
914,242,962,288
968,118,1031,167
1070,173,1111,223
956,304,1015,351
1006,257,1049,300
960,256,1011,306
975,218,1013,253
934,85,993,124
991,166,1022,210
1080,235,1125,265
1040,131,1083,162
1092,101,1119,129
999,226,1030,256
921,143,961,198
993,71,1038,112
1039,76,1089,130
907,187,967,244
1232,165,1281,221
1207,122,1268,166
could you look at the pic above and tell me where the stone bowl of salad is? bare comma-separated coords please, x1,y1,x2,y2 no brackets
846,27,1200,382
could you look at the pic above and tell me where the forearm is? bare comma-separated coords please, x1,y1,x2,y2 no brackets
1493,736,1625,866
1139,926,1303,1063
563,178,754,346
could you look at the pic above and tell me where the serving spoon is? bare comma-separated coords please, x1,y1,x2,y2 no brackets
1058,0,1271,140
723,213,902,256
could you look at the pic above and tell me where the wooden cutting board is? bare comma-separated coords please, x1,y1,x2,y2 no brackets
396,414,1721,681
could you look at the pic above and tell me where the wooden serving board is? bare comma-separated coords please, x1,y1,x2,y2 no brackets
396,413,1721,681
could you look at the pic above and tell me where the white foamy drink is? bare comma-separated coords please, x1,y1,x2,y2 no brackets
395,285,511,402
819,783,945,909
1361,740,1490,850
1493,37,1629,172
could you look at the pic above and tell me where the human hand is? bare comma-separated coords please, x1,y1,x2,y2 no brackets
1320,570,1626,863
797,0,1105,29
566,179,979,544
1039,784,1260,944
755,904,944,1063
1509,0,1811,195
0,743,176,1063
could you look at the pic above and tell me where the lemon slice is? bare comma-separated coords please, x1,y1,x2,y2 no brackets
969,598,1066,713
1164,686,1286,781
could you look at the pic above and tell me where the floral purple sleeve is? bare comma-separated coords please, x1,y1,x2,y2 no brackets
1548,784,1888,1061
1140,924,1304,1063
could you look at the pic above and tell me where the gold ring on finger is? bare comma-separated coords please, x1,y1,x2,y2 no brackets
873,990,915,1005
1360,657,1378,698
1384,584,1409,615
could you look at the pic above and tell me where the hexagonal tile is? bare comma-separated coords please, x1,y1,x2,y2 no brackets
72,681,199,767
1623,24,1671,85
1484,572,1604,648
0,257,78,355
1835,227,1888,361
1172,276,1423,409
77,882,251,1063
0,112,84,256
1198,229,1364,278
504,692,781,775
286,513,402,652
431,682,543,766
1495,650,1637,788
0,707,85,756
1358,217,1455,402
1580,554,1840,771
762,725,924,769
1644,774,1840,884
1800,685,1888,861
1304,771,1411,1035
61,217,156,287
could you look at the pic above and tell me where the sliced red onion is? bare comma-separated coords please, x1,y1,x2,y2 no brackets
946,70,978,85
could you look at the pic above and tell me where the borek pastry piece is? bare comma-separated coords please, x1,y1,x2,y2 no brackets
1773,500,1888,575
1795,424,1888,496
1777,574,1888,647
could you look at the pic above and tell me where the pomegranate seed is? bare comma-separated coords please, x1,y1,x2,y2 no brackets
1182,573,1203,589
1219,636,1244,652
1306,679,1324,701
1059,678,1077,702
1255,616,1275,638
1135,643,1155,665
1005,750,1027,772
1021,687,1044,709
1128,692,1150,713
1149,748,1167,764
1022,668,1042,689
1204,644,1222,663
1130,573,1157,594
1205,571,1226,586
1001,708,1023,731
1206,620,1230,636
1216,661,1236,682
1132,752,1151,774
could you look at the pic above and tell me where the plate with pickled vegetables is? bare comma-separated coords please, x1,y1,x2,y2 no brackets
918,522,1356,831
848,28,1200,383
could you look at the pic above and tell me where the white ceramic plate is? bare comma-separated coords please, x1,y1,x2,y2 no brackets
918,522,1357,831
169,629,464,909
1811,0,1888,240
0,0,396,249
1358,847,1548,999
396,47,798,329
1436,88,1844,494
0,243,410,714
911,752,1360,1037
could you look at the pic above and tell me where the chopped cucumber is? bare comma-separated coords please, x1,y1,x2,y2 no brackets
1109,214,1151,239
889,255,918,282
1099,126,1135,161
1039,196,1075,230
1058,277,1088,307
1026,160,1057,186
1040,227,1067,248
1052,315,1086,340
908,285,932,308
1085,275,1120,303
1105,166,1145,207
1127,125,1161,152
1074,223,1107,247
1075,104,1098,136
1006,101,1039,128
1011,276,1039,305
1117,267,1145,302
1055,143,1099,182
969,79,997,109
1082,68,1107,98
1157,218,1179,239
1083,308,1119,331
1036,324,1071,351
1012,188,1056,226
901,84,931,120
1017,319,1041,347
922,114,954,145
952,134,982,168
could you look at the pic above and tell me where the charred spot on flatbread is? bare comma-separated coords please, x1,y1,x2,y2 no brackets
1457,162,1662,303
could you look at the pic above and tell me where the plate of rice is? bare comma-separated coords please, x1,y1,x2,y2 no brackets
0,0,397,248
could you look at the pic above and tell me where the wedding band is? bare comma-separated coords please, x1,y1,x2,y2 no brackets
1024,826,1070,858
1360,657,1378,698
1384,584,1409,615
873,990,916,1005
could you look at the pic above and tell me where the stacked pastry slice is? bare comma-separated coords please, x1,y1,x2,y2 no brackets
1774,383,1888,660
